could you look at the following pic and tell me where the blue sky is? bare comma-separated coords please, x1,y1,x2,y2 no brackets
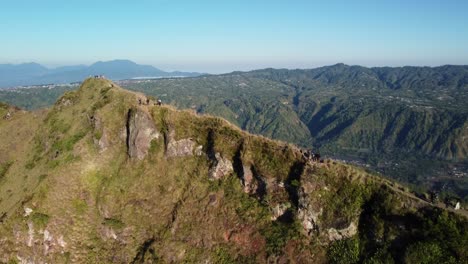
1,0,467,73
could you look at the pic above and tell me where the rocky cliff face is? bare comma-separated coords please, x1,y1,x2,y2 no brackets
126,108,160,160
0,78,465,263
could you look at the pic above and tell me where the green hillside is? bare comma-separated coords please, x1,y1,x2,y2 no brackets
120,65,468,201
0,78,466,263
1,65,467,201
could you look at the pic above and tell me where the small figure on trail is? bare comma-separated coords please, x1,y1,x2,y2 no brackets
156,99,162,106
138,98,142,105
429,191,439,204
301,149,321,163
146,98,150,105
314,153,321,162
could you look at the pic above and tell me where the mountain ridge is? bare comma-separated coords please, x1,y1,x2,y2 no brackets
0,78,466,263
119,64,467,200
0,64,467,199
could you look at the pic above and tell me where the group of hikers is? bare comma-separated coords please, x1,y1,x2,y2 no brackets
138,97,162,106
301,149,322,163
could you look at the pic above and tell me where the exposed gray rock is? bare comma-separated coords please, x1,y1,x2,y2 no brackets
166,138,196,157
100,226,118,241
57,235,67,249
327,222,357,241
271,203,290,221
239,164,267,199
91,115,110,152
242,165,256,193
298,207,322,235
208,153,233,180
27,221,34,247
127,109,160,160
97,130,110,152
297,186,322,235
194,145,203,156
43,229,54,255
23,208,33,217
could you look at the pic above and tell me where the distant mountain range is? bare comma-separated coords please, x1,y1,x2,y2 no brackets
0,60,201,88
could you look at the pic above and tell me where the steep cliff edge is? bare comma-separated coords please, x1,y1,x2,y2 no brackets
0,78,466,263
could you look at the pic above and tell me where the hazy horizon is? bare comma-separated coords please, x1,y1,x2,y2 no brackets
1,0,467,73
2,59,467,75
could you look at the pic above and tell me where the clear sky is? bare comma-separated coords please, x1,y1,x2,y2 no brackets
1,0,467,73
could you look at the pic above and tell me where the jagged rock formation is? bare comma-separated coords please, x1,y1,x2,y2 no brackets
166,138,196,157
0,78,466,263
165,129,202,158
327,222,357,241
297,178,322,235
126,108,160,160
241,165,256,193
208,152,234,180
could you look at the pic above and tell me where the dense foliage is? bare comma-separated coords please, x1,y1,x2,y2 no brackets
328,186,468,263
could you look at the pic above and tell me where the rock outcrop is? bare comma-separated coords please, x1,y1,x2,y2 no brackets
91,115,110,152
126,108,160,160
271,203,290,221
166,138,196,157
241,165,256,193
208,153,233,180
327,222,358,241
297,185,322,235
239,164,267,199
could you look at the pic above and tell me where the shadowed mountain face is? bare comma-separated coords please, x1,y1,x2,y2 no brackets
0,78,465,263
0,60,201,88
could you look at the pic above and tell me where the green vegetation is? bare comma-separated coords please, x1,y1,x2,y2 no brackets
1,66,467,200
262,221,302,255
53,131,86,152
120,66,468,202
30,212,50,229
327,186,468,263
0,77,466,263
0,85,76,110
328,237,360,264
103,218,125,229
212,247,238,264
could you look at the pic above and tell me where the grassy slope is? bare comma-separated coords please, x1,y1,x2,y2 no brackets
0,103,46,220
0,78,466,263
